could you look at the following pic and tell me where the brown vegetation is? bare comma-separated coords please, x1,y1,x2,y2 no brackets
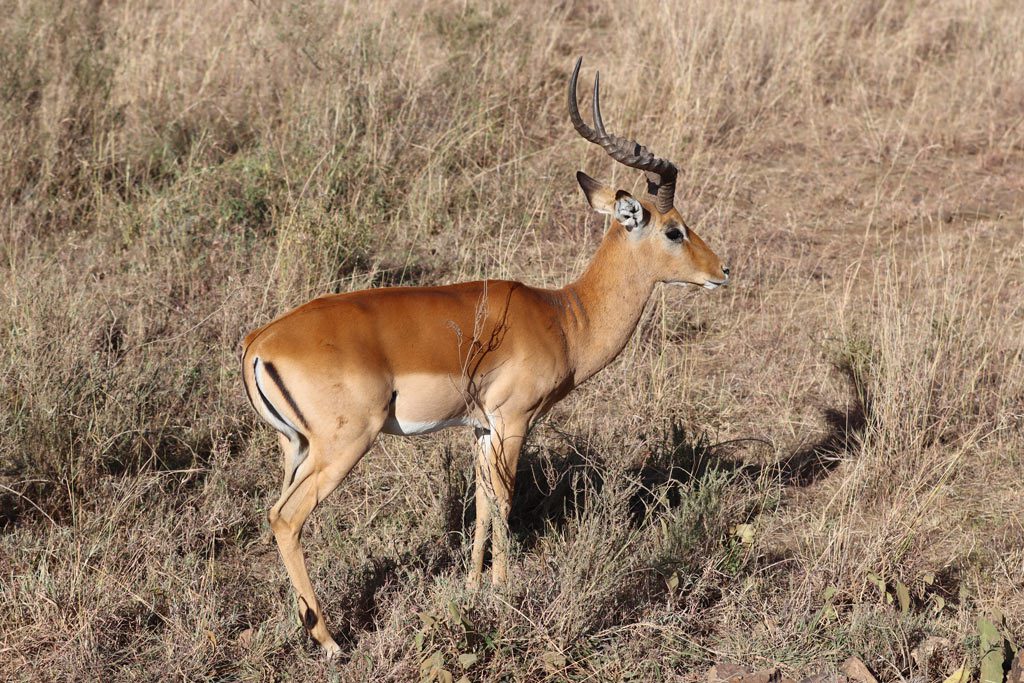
1,1,1022,680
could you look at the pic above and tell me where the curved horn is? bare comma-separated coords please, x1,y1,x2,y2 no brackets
568,57,678,214
568,56,602,144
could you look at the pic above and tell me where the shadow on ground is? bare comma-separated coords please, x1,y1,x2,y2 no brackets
510,374,868,542
321,361,871,656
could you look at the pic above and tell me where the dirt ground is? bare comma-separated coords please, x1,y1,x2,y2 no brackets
1,1,1023,681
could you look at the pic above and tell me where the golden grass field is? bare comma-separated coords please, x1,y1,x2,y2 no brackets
1,1,1023,680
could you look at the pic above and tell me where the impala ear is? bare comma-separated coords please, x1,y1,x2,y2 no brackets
576,171,617,215
612,189,648,232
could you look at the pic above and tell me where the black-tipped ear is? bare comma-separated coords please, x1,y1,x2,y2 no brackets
576,171,617,215
576,171,603,208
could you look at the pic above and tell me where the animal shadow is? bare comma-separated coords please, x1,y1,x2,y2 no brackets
326,361,869,653
510,355,871,540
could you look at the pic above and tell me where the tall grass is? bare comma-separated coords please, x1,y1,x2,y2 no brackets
1,0,1022,680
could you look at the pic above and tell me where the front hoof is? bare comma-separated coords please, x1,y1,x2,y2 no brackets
323,639,342,661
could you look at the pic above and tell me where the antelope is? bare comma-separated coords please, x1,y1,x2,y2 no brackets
240,57,729,657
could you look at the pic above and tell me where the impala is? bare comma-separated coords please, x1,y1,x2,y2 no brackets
241,57,729,656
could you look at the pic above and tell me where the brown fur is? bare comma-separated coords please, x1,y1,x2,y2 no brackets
241,174,727,656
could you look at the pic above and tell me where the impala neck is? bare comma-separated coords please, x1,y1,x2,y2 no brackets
561,226,656,384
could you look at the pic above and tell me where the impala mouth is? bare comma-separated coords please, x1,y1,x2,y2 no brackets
666,274,730,290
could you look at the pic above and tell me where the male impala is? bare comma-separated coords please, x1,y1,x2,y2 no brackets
241,57,729,656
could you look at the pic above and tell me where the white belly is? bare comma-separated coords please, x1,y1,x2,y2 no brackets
381,415,482,436
380,373,482,436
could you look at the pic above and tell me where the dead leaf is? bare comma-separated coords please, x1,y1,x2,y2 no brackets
941,662,969,683
420,651,444,681
447,601,462,624
895,581,911,614
237,627,254,648
446,601,473,629
541,651,566,673
734,523,755,545
457,652,478,669
979,616,1006,683
840,657,878,683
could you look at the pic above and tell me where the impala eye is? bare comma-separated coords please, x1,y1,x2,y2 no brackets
665,227,684,242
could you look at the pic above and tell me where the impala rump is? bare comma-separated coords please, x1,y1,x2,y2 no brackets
249,358,307,441
247,357,311,485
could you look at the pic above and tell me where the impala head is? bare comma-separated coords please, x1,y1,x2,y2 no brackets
569,57,730,290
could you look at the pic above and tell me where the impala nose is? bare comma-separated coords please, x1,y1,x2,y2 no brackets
722,265,730,277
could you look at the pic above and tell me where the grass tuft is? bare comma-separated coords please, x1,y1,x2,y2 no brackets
2,0,1023,680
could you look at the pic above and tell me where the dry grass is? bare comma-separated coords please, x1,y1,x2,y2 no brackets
1,0,1023,680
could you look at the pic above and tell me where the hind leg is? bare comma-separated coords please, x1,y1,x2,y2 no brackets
268,426,378,657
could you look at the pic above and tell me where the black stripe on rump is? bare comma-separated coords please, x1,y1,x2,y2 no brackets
263,361,310,430
253,359,291,431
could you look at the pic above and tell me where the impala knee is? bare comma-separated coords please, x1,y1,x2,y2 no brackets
267,505,294,538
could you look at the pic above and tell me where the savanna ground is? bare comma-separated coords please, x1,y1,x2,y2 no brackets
1,1,1023,680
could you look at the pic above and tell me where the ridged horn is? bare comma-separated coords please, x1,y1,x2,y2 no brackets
568,56,678,214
